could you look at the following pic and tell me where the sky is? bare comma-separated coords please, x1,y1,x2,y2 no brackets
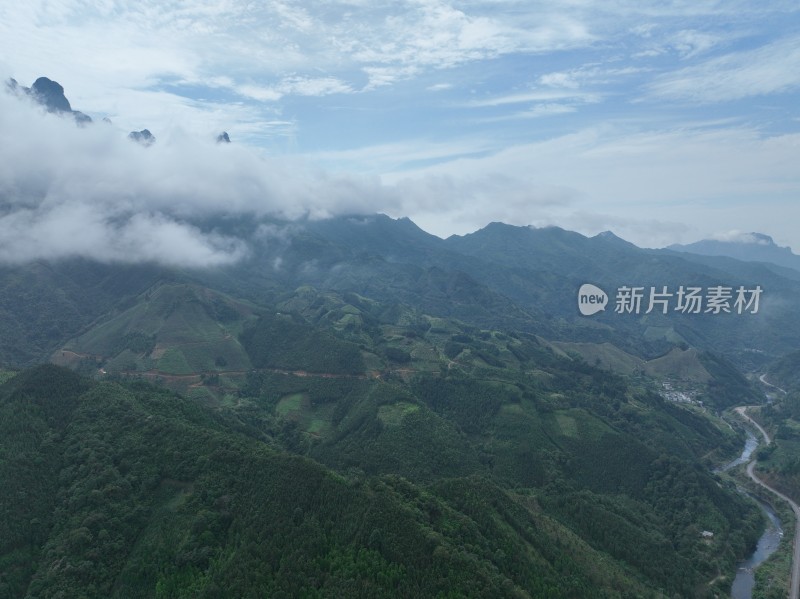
1,0,799,264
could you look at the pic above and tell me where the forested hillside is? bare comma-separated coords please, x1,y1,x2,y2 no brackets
0,214,788,598
0,325,762,598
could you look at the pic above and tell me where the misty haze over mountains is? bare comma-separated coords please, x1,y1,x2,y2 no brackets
6,76,92,125
670,232,800,273
4,74,800,369
3,75,798,274
4,75,800,372
0,76,399,266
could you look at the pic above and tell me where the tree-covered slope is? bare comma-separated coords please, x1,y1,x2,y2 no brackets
0,213,784,598
766,350,800,392
52,282,257,378
234,305,762,596
0,365,685,599
0,261,162,366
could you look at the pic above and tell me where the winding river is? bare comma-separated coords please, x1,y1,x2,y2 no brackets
715,430,758,475
716,428,783,598
730,495,783,599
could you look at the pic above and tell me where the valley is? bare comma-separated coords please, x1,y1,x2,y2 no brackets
3,2,800,593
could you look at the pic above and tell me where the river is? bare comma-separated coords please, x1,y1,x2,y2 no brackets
730,495,783,599
715,430,758,474
719,427,783,598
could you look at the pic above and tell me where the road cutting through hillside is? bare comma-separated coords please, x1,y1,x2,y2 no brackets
760,373,788,396
118,367,373,382
737,406,800,599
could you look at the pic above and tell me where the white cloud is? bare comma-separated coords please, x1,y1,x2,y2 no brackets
362,66,420,89
306,137,499,174
710,231,772,245
670,29,723,59
479,103,577,122
467,89,601,107
539,72,581,89
348,2,592,70
427,82,453,91
0,1,599,113
631,27,731,59
237,76,352,102
0,89,397,266
390,172,576,237
540,65,649,88
647,37,800,103
1,0,799,257
236,85,283,102
376,122,800,249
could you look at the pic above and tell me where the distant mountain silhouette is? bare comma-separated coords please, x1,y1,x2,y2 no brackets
669,233,800,273
7,76,94,125
128,128,156,146
6,75,236,141
31,77,72,112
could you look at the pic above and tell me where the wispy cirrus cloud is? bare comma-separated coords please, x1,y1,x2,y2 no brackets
477,103,578,123
647,36,800,103
0,1,599,144
237,76,353,102
633,29,729,59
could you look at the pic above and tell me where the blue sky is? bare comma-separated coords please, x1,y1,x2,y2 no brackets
1,1,799,252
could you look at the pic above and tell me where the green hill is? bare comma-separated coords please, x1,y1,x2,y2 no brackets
0,261,161,366
644,347,712,382
1,324,764,598
548,341,644,374
51,282,257,387
0,364,706,599
0,213,787,597
767,350,800,391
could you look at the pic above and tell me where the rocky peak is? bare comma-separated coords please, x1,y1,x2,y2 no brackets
31,77,72,113
7,76,93,125
128,129,156,147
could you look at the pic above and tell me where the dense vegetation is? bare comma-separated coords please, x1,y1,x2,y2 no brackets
752,390,800,504
0,365,686,598
0,213,789,597
0,332,763,599
766,350,800,392
240,312,365,375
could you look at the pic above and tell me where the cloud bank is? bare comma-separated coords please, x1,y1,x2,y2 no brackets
710,231,774,245
0,89,396,267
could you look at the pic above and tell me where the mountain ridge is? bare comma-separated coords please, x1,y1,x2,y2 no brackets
7,76,93,125
669,232,800,273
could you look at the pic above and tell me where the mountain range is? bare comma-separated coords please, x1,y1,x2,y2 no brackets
670,232,800,274
2,212,797,373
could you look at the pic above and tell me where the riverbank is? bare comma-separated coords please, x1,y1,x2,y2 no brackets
731,495,782,599
717,423,783,598
732,406,799,599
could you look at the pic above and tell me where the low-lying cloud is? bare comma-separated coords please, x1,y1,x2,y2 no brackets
710,231,773,245
0,88,397,267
